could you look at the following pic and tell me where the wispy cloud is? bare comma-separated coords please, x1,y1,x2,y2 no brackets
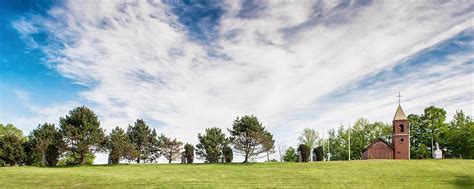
10,0,474,162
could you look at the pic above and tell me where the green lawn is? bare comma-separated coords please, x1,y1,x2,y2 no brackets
1,160,473,188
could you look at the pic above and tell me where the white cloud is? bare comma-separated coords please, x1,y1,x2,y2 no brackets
10,0,474,163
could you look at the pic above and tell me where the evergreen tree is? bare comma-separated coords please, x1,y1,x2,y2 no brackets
59,106,105,165
283,147,297,162
158,134,182,163
107,127,136,164
184,143,194,163
196,127,229,163
28,123,64,166
222,146,233,163
127,119,153,163
228,115,272,163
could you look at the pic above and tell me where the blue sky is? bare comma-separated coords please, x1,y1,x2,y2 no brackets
0,0,473,163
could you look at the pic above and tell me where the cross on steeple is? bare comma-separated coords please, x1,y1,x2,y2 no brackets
396,92,403,105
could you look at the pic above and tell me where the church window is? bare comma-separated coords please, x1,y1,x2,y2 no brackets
400,138,404,143
399,124,404,132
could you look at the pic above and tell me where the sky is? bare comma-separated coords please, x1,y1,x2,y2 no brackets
0,0,473,164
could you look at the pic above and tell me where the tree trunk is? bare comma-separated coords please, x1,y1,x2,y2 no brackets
243,155,249,163
267,152,269,162
169,159,172,163
41,153,47,166
79,151,85,165
137,157,140,164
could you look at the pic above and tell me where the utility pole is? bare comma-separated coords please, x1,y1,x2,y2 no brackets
348,124,351,161
322,129,325,161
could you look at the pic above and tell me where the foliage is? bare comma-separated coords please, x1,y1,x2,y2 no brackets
196,127,229,163
446,110,474,159
228,115,273,163
28,123,64,166
283,147,297,162
158,134,183,163
298,128,318,161
0,124,24,139
314,146,323,161
184,143,194,163
127,119,156,163
298,144,310,162
408,106,448,159
262,131,275,162
107,127,137,164
222,146,233,163
59,106,105,165
0,134,25,166
58,151,95,166
324,119,391,160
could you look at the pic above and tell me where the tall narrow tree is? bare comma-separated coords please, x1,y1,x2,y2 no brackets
184,143,194,163
127,119,152,163
59,106,105,165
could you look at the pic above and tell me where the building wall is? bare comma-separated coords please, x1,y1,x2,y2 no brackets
362,141,394,159
393,120,410,159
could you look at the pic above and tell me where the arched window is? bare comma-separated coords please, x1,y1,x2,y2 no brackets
399,124,404,132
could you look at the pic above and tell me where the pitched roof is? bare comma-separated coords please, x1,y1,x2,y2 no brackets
393,104,408,121
362,138,394,152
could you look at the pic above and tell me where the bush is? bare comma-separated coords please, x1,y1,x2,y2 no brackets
298,144,310,162
314,146,323,161
223,146,233,163
283,147,297,162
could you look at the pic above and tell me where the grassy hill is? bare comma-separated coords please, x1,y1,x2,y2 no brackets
1,159,473,188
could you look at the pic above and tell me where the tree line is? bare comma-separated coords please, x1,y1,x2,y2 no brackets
0,106,275,166
282,106,473,162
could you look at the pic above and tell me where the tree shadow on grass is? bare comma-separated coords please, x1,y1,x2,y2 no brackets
450,175,474,188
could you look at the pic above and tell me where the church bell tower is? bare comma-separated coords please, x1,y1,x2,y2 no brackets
392,104,410,159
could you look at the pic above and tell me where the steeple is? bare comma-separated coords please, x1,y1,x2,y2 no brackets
393,104,407,121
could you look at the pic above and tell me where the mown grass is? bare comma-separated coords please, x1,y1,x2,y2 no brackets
1,159,473,188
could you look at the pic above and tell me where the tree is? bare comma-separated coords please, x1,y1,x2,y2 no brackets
28,123,64,166
228,115,272,163
107,127,136,164
184,143,194,163
0,124,24,139
158,134,183,163
59,106,105,165
277,141,287,162
298,144,311,162
298,128,318,162
147,129,160,163
127,119,153,163
0,134,25,166
423,106,448,158
222,146,233,163
262,132,275,162
196,127,229,163
446,110,474,159
283,147,297,162
314,146,323,161
409,106,448,159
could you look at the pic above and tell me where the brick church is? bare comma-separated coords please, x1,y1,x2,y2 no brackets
362,104,410,160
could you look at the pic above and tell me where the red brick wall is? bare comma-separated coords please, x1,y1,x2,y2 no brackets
393,120,409,159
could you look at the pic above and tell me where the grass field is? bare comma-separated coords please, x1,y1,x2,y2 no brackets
1,160,473,188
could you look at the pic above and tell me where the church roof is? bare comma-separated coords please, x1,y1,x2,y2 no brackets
362,138,394,152
393,104,407,121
